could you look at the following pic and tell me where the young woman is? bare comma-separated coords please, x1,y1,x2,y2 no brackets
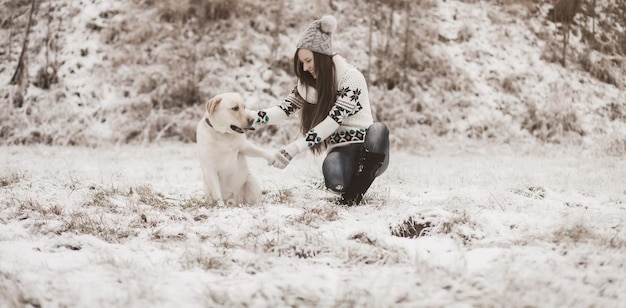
256,15,390,206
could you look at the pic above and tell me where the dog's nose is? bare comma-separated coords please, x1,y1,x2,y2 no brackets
247,118,254,126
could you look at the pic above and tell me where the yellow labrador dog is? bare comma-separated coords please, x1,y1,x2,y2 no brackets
196,92,273,207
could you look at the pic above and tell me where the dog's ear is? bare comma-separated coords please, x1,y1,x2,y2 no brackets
205,95,222,115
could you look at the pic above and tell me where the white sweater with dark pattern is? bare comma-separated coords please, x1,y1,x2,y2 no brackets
255,55,373,156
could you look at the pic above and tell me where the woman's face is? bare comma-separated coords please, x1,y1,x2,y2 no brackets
297,49,316,79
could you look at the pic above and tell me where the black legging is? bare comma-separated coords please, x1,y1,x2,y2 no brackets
322,123,390,193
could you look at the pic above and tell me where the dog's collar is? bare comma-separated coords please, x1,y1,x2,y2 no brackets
205,117,213,128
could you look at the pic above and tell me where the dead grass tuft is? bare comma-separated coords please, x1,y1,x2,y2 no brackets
290,205,339,227
134,185,170,209
0,170,25,187
10,198,63,218
263,232,330,260
155,0,238,24
344,245,403,265
151,227,187,241
522,98,586,143
349,232,378,245
291,245,323,259
501,74,522,94
390,216,433,238
579,50,622,88
607,233,626,249
182,252,231,272
552,222,595,245
268,243,325,259
456,23,474,42
553,223,626,249
510,185,546,199
85,189,115,208
390,211,481,245
440,210,470,232
435,210,484,245
267,187,295,204
604,137,626,157
180,196,206,210
205,228,236,249
61,212,135,243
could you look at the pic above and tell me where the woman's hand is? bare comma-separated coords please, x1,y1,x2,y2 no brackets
269,143,299,169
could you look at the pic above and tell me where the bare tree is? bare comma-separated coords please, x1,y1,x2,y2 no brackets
591,0,596,36
367,0,374,84
549,0,582,67
269,0,284,68
402,0,412,90
10,0,39,107
10,0,38,86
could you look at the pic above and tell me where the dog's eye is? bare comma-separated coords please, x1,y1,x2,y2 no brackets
231,106,239,111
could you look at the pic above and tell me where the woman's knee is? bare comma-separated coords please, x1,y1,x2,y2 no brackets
322,152,346,192
322,146,359,192
364,122,389,176
364,122,389,154
368,122,389,136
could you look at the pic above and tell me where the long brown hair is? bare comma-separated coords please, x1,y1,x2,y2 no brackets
293,50,336,154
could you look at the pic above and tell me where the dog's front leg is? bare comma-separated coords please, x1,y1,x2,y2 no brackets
201,168,226,207
241,141,274,163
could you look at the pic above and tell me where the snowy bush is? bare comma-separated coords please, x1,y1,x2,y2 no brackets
579,49,623,88
521,98,585,144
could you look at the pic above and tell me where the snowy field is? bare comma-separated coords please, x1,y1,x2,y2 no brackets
1,143,625,307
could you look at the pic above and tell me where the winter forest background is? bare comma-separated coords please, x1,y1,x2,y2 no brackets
1,0,625,150
1,0,626,307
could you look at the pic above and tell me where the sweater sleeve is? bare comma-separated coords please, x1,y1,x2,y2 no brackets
254,86,305,126
290,73,366,153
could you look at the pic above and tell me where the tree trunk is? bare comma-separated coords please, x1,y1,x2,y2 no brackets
562,22,569,67
552,0,581,23
402,0,411,90
8,15,13,64
367,1,374,84
592,0,596,36
382,7,395,89
10,0,38,86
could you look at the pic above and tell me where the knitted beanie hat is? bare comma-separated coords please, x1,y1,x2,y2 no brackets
296,15,337,56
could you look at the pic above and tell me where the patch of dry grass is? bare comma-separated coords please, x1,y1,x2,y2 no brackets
61,211,136,243
289,205,339,227
390,216,433,238
0,170,24,187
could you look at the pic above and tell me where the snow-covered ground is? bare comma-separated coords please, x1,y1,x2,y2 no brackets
1,143,625,307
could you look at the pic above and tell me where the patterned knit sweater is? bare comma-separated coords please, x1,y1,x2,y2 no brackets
255,55,373,155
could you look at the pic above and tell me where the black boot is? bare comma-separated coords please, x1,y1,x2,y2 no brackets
340,148,386,206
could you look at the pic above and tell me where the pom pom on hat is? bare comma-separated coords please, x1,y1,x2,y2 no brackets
319,15,337,34
296,16,336,56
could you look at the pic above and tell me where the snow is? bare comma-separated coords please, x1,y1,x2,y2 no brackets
1,0,626,306
1,143,625,307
